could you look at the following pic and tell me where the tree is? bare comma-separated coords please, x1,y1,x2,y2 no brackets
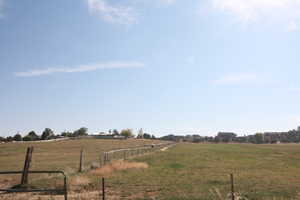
13,133,22,141
6,136,14,142
143,133,151,139
151,134,156,139
27,131,39,141
73,127,88,137
254,133,264,144
41,128,54,140
113,129,119,136
0,136,6,142
23,135,32,141
61,131,73,137
120,129,134,138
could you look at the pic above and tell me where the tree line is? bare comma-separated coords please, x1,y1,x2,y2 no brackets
160,127,300,144
0,127,89,142
0,127,156,143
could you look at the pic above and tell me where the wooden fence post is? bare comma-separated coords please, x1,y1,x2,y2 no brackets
102,177,105,200
64,175,68,200
21,146,34,185
230,174,235,200
79,149,84,172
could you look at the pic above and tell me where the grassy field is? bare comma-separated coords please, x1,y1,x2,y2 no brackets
1,141,300,199
0,138,163,190
102,143,300,200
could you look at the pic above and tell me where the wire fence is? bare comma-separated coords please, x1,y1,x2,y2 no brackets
100,142,175,166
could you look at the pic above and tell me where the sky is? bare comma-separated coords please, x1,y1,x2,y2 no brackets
1,0,300,137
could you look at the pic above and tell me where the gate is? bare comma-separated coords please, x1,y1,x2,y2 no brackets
0,170,68,200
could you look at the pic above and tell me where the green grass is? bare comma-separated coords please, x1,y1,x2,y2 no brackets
105,143,300,200
2,141,300,199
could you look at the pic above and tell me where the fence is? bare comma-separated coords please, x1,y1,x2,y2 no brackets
0,170,68,200
100,142,175,166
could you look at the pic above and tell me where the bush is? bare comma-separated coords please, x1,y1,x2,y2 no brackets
41,128,54,140
13,134,22,141
23,136,32,141
73,127,88,137
120,129,134,138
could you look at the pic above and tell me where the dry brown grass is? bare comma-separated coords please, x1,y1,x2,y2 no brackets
91,160,148,176
72,176,91,186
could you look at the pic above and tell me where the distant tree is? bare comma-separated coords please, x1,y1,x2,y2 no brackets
23,136,32,141
108,129,112,135
41,128,54,140
112,129,120,136
61,131,73,137
254,133,264,144
143,133,151,139
27,131,40,141
13,133,22,141
151,134,156,139
0,136,6,142
6,136,14,142
73,127,88,137
120,129,134,138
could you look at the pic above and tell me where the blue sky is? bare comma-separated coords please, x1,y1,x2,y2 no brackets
1,0,300,137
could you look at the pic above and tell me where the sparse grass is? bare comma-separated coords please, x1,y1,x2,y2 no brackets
104,143,300,200
2,142,300,199
0,138,163,189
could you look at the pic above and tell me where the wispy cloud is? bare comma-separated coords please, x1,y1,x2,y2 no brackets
210,0,300,30
160,0,176,5
87,0,137,25
287,21,298,32
288,87,300,92
15,62,145,77
213,73,258,85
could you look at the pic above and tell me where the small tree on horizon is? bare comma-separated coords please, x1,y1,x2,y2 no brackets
6,136,14,142
13,133,22,141
61,131,73,137
120,129,134,138
113,129,120,136
143,133,151,139
27,131,40,141
73,127,88,137
41,128,54,140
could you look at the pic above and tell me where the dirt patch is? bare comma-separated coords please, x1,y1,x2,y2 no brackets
91,160,148,176
161,146,170,151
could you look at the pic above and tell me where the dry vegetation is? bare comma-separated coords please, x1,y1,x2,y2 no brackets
2,141,300,199
0,138,163,191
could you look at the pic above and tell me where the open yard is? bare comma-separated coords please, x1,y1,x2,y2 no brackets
1,141,300,199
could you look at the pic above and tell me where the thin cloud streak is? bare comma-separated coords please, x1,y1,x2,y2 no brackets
15,62,145,77
87,0,137,25
160,0,176,5
211,0,300,30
